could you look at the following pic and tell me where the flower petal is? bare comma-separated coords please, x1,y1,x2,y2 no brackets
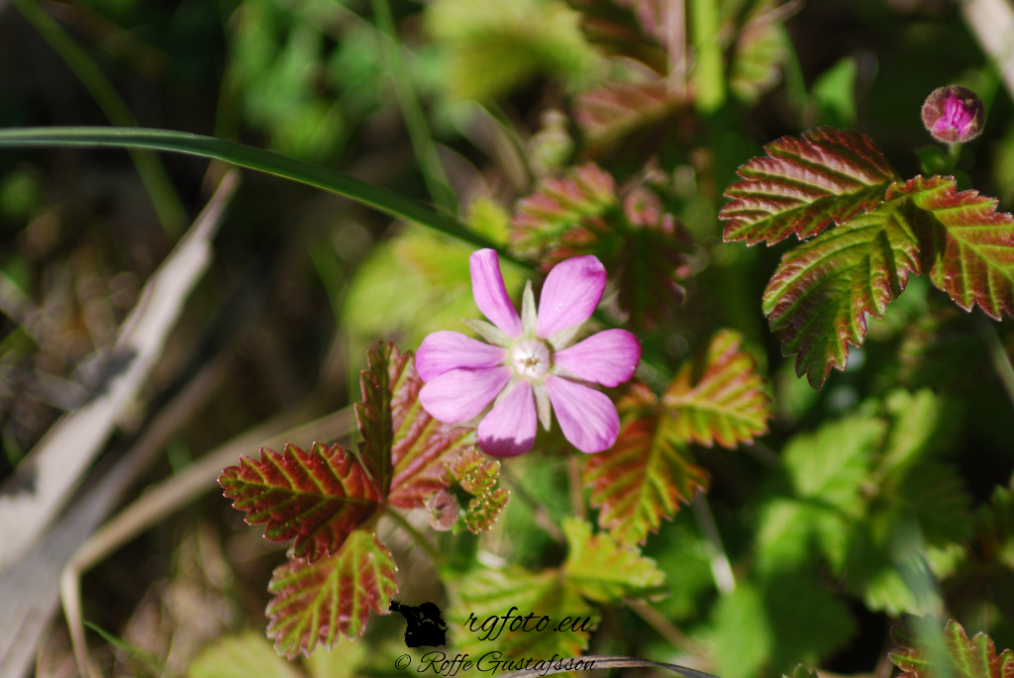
544,375,619,453
419,366,511,423
416,331,508,382
478,380,537,458
536,255,607,338
470,249,522,338
553,329,641,387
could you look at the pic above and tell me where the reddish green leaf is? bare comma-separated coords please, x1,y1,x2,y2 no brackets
562,517,665,603
219,443,381,562
729,2,795,104
574,79,682,145
447,566,598,659
663,330,772,448
510,163,616,260
763,203,921,387
890,176,1014,320
388,352,474,510
266,531,398,658
443,448,510,533
721,128,898,245
889,617,1014,678
355,342,400,499
584,382,710,546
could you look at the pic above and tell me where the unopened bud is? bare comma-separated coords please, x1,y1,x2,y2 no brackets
921,85,985,144
424,491,459,531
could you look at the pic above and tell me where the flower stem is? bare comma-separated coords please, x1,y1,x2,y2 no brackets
383,506,446,566
692,495,735,594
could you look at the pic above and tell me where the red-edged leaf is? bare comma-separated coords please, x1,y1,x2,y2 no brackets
729,1,796,104
663,330,772,448
720,128,898,245
510,163,617,260
890,176,1014,320
763,202,921,388
219,442,381,562
443,447,510,533
575,79,683,145
562,517,666,603
355,342,399,498
889,616,1014,678
584,382,709,546
388,352,474,510
266,530,398,658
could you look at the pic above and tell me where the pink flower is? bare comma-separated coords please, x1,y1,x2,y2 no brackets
416,249,641,458
921,85,985,144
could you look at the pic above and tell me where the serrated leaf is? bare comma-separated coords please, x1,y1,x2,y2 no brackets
448,566,598,659
443,447,511,533
889,617,1014,678
720,128,898,245
728,1,794,104
561,517,665,603
510,163,617,260
890,176,1014,320
662,330,772,448
895,462,973,547
784,667,821,678
574,78,683,145
219,442,381,562
266,531,398,658
584,382,709,546
388,352,474,510
355,342,399,499
763,202,921,387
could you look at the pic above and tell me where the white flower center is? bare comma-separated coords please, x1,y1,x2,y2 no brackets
511,339,551,380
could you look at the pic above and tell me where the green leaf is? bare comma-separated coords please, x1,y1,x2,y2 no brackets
574,78,683,146
762,202,921,388
728,1,795,104
663,330,773,448
890,617,1014,678
584,382,710,546
355,342,399,500
187,631,302,678
443,447,511,533
388,352,475,510
266,531,398,658
890,176,1014,320
447,566,598,659
219,442,381,562
895,462,973,547
720,128,898,245
0,127,491,250
784,667,821,678
561,517,666,603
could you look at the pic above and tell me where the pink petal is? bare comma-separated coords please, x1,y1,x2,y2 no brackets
553,329,641,387
416,331,508,382
419,366,511,423
470,249,522,339
478,380,537,458
536,255,607,339
544,375,619,453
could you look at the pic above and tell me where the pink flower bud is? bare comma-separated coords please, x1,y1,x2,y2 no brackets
424,491,459,531
921,85,985,144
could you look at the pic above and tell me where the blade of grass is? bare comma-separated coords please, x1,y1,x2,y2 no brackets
10,0,187,235
0,126,506,255
691,0,725,113
368,0,459,216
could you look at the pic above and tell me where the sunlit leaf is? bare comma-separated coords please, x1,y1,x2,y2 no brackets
443,447,510,533
584,382,710,546
219,442,381,562
890,176,1014,320
663,330,772,448
355,342,400,499
187,631,302,678
388,352,474,510
889,616,1014,678
447,566,598,659
266,531,398,658
561,517,665,603
720,128,898,245
762,203,921,387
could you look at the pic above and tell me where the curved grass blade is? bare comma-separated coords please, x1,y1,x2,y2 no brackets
498,655,723,678
0,126,494,251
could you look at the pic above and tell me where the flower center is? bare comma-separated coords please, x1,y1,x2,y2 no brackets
511,339,551,380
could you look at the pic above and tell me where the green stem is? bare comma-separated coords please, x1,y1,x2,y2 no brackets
0,126,513,257
11,0,187,235
369,0,458,216
943,141,963,174
383,505,446,566
977,315,1014,412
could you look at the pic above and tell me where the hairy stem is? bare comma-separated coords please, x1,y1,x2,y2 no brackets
383,505,447,566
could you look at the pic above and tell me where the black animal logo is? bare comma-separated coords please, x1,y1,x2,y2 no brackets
389,600,448,648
